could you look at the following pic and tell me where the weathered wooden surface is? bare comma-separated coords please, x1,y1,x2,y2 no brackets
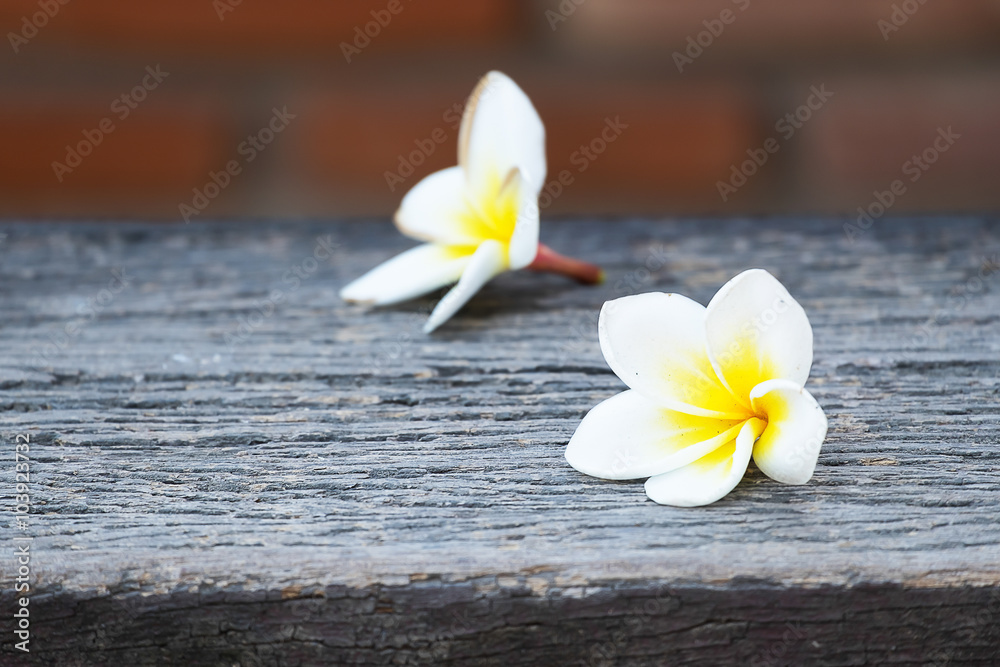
1,217,999,666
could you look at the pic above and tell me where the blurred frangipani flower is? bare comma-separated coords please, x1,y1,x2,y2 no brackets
566,269,828,507
340,71,602,333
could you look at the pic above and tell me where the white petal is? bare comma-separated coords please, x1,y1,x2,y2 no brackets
505,168,539,270
459,71,546,204
750,379,828,484
644,417,765,507
598,293,751,419
339,243,471,306
705,269,814,404
423,239,507,333
566,390,748,480
394,166,492,246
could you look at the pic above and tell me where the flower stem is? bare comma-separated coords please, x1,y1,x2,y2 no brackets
527,243,604,285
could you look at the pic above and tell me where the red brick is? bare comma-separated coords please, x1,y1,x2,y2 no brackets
0,1,519,56
290,75,764,215
797,76,1000,211
0,96,232,217
296,88,459,182
554,0,1000,61
536,81,762,212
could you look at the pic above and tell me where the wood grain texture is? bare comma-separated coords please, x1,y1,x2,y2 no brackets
1,217,999,665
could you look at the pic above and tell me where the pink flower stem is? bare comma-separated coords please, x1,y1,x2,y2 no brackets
527,243,604,285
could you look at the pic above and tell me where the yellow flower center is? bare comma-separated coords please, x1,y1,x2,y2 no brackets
458,169,520,247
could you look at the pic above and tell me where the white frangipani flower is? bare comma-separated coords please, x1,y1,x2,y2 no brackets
566,269,828,507
340,71,602,333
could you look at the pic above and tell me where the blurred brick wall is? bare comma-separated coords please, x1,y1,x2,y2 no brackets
1,0,998,220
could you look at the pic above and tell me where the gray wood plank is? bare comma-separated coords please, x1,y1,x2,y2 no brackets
1,217,999,665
